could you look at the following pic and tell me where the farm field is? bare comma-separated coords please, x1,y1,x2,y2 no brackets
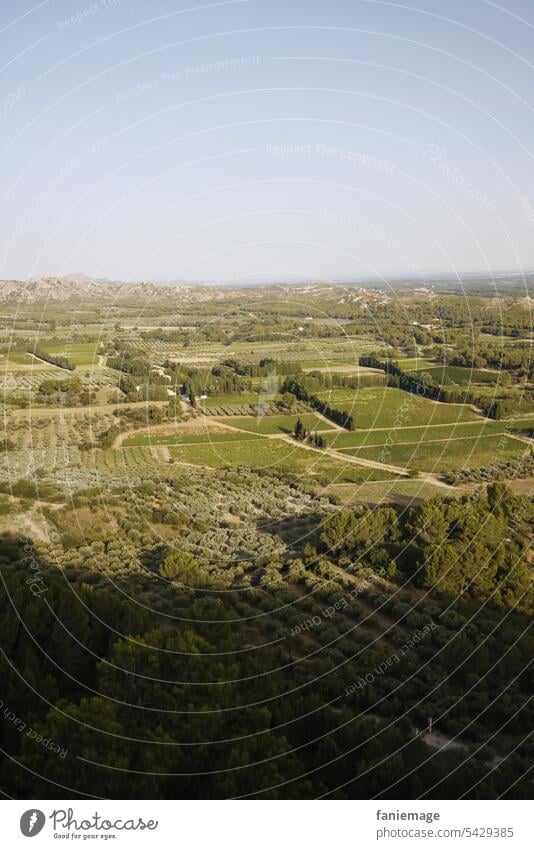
299,359,355,369
325,478,461,505
42,341,101,367
467,383,532,400
223,414,333,434
82,446,162,476
168,437,321,471
343,433,526,473
478,332,520,342
123,430,263,447
0,351,35,366
327,418,534,449
1,291,532,494
1,366,118,390
209,337,378,362
395,357,436,370
165,436,395,482
0,360,55,376
301,362,382,373
199,392,264,406
411,364,503,385
314,386,480,428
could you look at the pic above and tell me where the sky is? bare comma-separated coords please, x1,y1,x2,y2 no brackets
1,0,534,284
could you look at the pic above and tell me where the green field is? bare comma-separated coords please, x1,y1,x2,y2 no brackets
395,358,436,370
478,333,518,342
309,463,399,484
326,419,534,449
167,437,397,482
299,359,355,369
200,393,264,407
3,352,35,365
84,446,161,475
314,386,480,429
124,430,262,447
223,414,332,434
168,438,317,471
411,365,502,385
43,342,100,367
343,434,526,473
326,478,452,504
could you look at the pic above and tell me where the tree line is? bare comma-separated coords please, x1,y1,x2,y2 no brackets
32,348,75,371
281,378,355,430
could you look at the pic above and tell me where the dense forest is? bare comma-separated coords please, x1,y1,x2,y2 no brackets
1,485,532,799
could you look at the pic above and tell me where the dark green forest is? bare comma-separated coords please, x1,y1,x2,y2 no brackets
1,485,532,799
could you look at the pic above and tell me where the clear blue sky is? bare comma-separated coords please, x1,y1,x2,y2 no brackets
1,0,534,283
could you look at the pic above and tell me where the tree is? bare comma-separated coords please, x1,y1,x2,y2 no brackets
160,551,206,587
277,391,296,412
294,418,304,440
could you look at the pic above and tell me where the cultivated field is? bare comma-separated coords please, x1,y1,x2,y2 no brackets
314,386,480,428
343,434,526,473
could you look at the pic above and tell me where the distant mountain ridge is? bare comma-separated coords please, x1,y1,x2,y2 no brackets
1,272,533,304
0,275,229,304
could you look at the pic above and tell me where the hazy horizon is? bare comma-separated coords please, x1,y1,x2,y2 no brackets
6,267,534,290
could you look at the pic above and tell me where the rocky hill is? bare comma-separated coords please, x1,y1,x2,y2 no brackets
0,275,230,304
